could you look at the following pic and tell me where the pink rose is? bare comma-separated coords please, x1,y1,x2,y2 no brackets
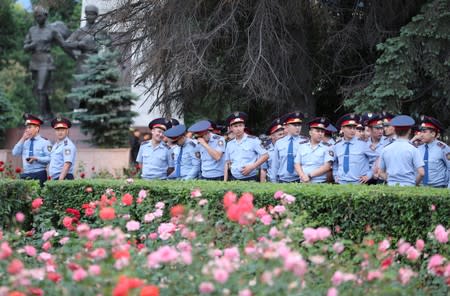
239,289,252,296
415,239,425,252
191,189,202,198
155,202,165,209
88,265,101,276
327,287,338,296
15,212,25,223
283,194,296,204
260,214,272,225
224,247,240,261
42,241,52,251
24,245,36,257
269,227,279,238
333,242,345,254
157,246,178,263
427,254,444,271
378,239,390,252
273,205,286,215
126,220,140,232
144,213,155,223
398,267,416,285
406,246,420,261
72,268,88,281
274,191,284,199
367,270,383,281
199,282,215,294
434,224,448,243
317,227,331,240
138,189,147,199
213,269,229,284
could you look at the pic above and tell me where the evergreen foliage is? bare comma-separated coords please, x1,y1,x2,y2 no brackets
346,0,450,127
0,88,15,146
67,49,137,148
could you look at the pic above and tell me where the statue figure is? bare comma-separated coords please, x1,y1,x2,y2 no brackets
65,4,111,109
24,6,70,120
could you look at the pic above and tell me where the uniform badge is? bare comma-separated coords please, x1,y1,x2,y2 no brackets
195,152,201,159
64,149,71,155
447,153,450,161
172,153,175,160
47,145,52,152
218,140,224,147
329,150,334,157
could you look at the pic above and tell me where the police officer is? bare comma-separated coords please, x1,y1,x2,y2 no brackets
417,116,449,188
365,114,388,184
332,113,378,184
323,124,337,145
260,118,285,182
12,114,51,186
379,115,424,186
381,111,396,143
224,111,268,181
294,117,334,183
136,118,174,180
48,117,77,180
188,120,226,180
164,124,200,180
271,112,308,183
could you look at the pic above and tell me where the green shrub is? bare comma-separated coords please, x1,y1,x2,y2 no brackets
35,180,450,242
0,179,39,229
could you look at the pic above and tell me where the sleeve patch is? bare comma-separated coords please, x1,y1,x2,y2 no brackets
195,152,201,159
329,150,334,157
47,146,52,152
64,149,71,155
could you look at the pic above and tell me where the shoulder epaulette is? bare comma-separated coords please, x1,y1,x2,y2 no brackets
187,141,196,147
41,136,48,140
437,141,447,149
384,141,394,148
141,140,149,145
322,142,332,146
357,138,367,142
335,139,342,144
212,135,220,139
299,140,309,145
247,135,256,139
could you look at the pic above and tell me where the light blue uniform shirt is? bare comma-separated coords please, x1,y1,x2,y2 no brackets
261,142,276,181
272,135,308,182
295,141,334,183
225,133,267,179
332,137,378,184
12,135,51,173
48,137,77,179
136,141,174,180
168,139,200,180
197,133,226,178
418,140,450,188
379,139,424,186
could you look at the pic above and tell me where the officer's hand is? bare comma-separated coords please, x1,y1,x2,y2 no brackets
300,174,310,183
27,156,37,163
197,137,207,146
241,164,255,176
359,175,370,183
21,131,31,141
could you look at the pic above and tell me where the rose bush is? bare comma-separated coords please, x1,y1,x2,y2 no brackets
0,188,449,295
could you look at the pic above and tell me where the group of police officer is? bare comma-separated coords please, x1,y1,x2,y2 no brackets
12,111,449,188
136,111,449,188
13,114,76,186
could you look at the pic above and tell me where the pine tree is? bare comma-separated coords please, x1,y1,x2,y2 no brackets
67,49,137,148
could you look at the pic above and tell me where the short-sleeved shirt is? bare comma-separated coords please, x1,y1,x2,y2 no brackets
49,137,77,179
225,133,267,179
271,135,309,182
168,139,200,180
136,141,174,180
261,142,276,181
332,137,379,184
380,139,424,186
197,133,226,178
12,135,51,173
294,141,334,183
417,140,450,188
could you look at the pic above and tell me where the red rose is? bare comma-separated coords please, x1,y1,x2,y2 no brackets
7,259,24,274
121,193,133,206
140,285,160,296
15,167,22,174
31,198,43,210
66,208,81,219
170,204,185,217
47,272,62,282
99,207,115,220
0,161,4,166
0,167,4,172
80,172,86,178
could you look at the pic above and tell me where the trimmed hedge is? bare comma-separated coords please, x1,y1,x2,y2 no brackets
0,179,40,229
34,179,450,242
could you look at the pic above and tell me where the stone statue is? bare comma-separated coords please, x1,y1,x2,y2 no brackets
65,4,111,109
24,6,71,120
